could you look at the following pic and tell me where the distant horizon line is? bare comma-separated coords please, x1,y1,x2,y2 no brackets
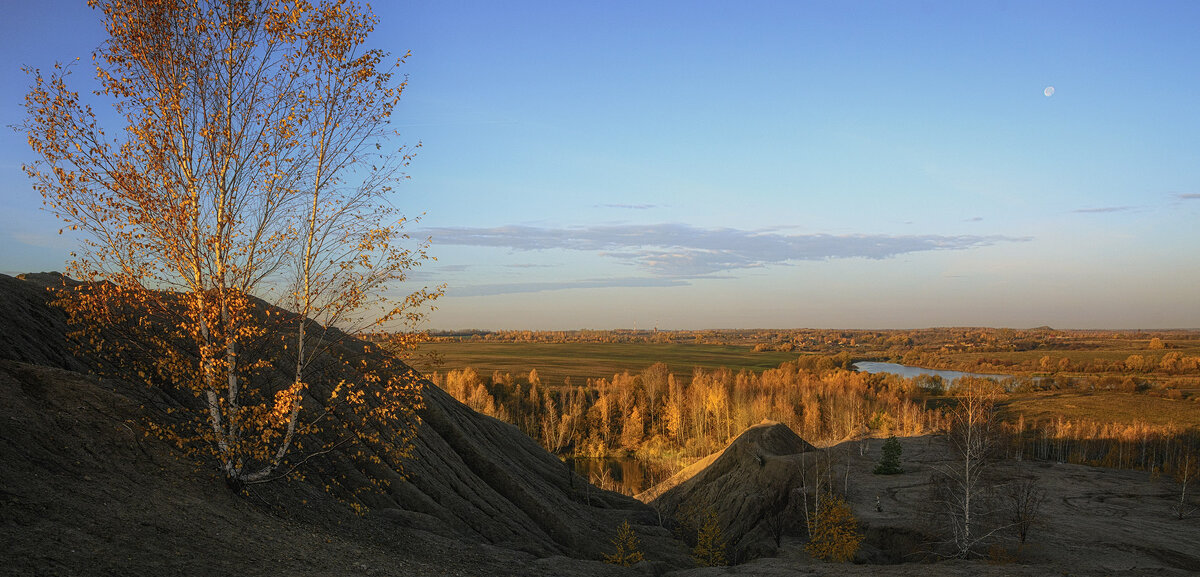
416,326,1200,334
5,272,1193,334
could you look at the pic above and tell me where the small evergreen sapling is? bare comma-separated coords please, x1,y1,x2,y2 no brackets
874,436,904,475
603,519,645,566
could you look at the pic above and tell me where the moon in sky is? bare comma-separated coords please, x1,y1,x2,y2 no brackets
1044,86,1055,97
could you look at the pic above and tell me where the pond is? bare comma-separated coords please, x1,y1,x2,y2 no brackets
570,456,678,496
853,361,1008,384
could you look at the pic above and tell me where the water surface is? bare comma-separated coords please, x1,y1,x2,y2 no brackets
571,456,675,496
853,361,1007,384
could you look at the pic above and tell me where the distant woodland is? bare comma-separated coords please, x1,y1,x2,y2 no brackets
410,327,1200,486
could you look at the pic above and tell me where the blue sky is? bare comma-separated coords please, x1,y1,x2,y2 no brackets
2,1,1199,329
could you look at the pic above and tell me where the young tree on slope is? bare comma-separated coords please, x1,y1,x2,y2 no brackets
1172,433,1198,520
20,0,441,489
805,492,863,563
1006,474,1045,544
692,508,728,567
930,378,1003,557
874,435,903,475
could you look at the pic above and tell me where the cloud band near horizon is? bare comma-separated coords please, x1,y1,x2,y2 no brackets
425,223,1030,278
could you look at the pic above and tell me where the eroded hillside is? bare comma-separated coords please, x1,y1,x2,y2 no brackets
0,273,686,575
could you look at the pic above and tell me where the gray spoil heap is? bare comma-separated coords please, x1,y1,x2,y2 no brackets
638,420,816,563
0,273,691,570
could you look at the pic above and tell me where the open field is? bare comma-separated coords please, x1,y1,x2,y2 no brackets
410,338,1200,431
408,341,799,386
927,346,1200,370
414,328,1200,378
996,389,1200,428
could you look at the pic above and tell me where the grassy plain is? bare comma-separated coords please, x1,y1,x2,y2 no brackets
941,346,1200,367
409,338,1200,429
408,341,798,386
996,390,1200,428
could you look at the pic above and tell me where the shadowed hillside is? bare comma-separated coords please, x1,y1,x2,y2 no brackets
639,421,816,562
0,273,689,575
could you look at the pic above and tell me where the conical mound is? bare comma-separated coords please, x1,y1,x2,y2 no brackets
638,420,816,562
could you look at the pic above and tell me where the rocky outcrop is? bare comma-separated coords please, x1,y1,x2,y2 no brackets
638,420,816,562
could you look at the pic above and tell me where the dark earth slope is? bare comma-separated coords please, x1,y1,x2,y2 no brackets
638,421,816,563
0,273,688,575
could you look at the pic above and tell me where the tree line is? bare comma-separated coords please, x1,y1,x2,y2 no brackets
1002,414,1199,476
420,327,1200,355
901,350,1200,379
431,355,943,460
430,359,1199,484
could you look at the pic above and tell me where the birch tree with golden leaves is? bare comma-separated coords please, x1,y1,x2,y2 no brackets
20,0,441,490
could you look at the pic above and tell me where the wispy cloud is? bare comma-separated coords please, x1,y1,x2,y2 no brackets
1072,206,1136,214
1178,193,1200,200
504,263,558,269
595,203,658,210
449,277,688,297
406,263,470,282
426,223,1029,277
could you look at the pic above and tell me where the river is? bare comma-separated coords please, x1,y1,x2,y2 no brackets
852,361,1007,383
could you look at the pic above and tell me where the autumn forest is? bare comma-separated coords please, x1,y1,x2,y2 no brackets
415,327,1200,493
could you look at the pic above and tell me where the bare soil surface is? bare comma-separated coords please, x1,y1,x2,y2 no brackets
849,435,1200,574
0,273,673,576
0,359,642,577
639,421,816,563
659,435,1200,576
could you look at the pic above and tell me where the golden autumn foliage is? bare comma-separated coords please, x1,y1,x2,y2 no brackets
432,359,941,463
805,493,863,563
21,0,441,490
603,520,645,567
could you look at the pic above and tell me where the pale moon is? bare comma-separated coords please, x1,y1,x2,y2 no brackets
1044,86,1055,97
